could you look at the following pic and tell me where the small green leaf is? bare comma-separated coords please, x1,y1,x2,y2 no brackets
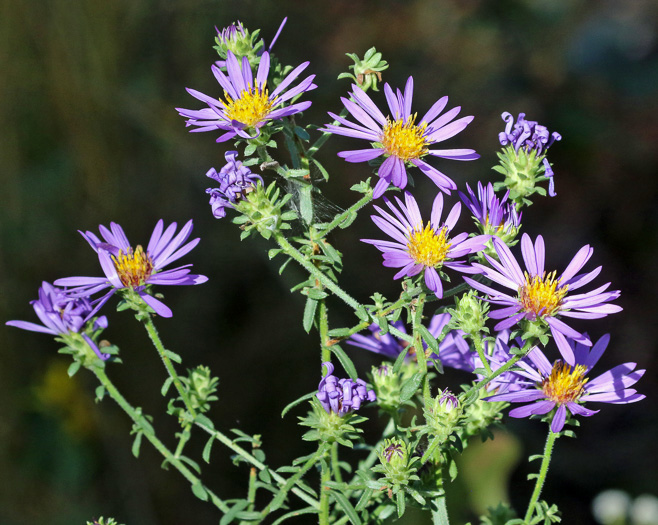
392,345,410,374
311,157,330,181
67,361,81,377
355,487,374,511
268,248,282,259
396,490,406,517
303,297,318,333
191,481,208,501
131,432,142,458
304,288,328,300
95,385,106,402
418,325,439,353
355,305,370,322
163,350,182,364
281,391,316,418
327,326,356,338
258,468,271,483
202,435,215,463
399,373,424,403
332,491,362,525
449,458,458,481
161,377,173,396
330,344,358,380
294,126,310,140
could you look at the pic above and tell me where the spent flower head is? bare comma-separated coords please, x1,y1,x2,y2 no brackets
494,111,561,204
363,191,490,298
206,150,263,219
177,50,316,143
485,334,645,433
316,361,376,417
465,233,622,352
338,47,389,92
321,77,479,198
55,220,208,318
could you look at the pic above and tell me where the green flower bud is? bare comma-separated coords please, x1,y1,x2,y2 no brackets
448,290,489,339
424,389,461,443
233,181,297,240
370,361,419,413
372,437,420,488
338,47,389,92
184,366,219,413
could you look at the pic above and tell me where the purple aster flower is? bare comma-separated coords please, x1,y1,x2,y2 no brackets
485,335,645,433
54,220,208,318
459,182,521,239
206,151,263,218
464,233,622,350
363,191,490,298
316,362,376,417
177,50,316,143
6,282,110,360
320,77,479,198
499,112,561,196
348,313,474,372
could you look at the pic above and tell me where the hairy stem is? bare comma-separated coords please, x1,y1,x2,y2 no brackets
143,316,197,418
92,367,229,513
524,429,558,523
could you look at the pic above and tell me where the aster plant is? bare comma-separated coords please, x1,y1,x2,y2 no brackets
7,18,645,525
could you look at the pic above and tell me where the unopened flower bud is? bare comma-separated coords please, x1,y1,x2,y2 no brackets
449,290,489,339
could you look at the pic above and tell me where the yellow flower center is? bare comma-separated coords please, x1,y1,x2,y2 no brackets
407,224,452,267
222,85,275,128
518,271,567,317
111,245,154,288
380,114,428,161
541,360,588,404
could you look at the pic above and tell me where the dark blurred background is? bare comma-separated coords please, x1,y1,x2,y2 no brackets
1,1,657,524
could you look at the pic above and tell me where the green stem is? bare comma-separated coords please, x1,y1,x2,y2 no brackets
92,367,229,513
472,332,493,376
524,430,558,523
247,466,257,512
319,451,331,525
431,492,450,525
259,447,325,518
331,442,343,483
411,293,431,406
193,419,320,510
143,316,197,418
174,424,191,457
274,232,362,312
317,192,373,237
319,299,331,364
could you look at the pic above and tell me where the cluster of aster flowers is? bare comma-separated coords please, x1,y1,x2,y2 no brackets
8,220,208,363
8,18,648,525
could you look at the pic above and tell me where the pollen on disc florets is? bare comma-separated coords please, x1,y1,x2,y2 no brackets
407,224,452,267
112,245,154,287
518,270,568,318
542,360,588,405
223,86,275,128
380,114,429,161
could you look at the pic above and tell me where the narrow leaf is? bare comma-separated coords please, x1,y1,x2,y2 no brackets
281,391,316,418
202,435,215,463
303,297,318,333
330,344,358,380
332,491,362,525
399,372,424,403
